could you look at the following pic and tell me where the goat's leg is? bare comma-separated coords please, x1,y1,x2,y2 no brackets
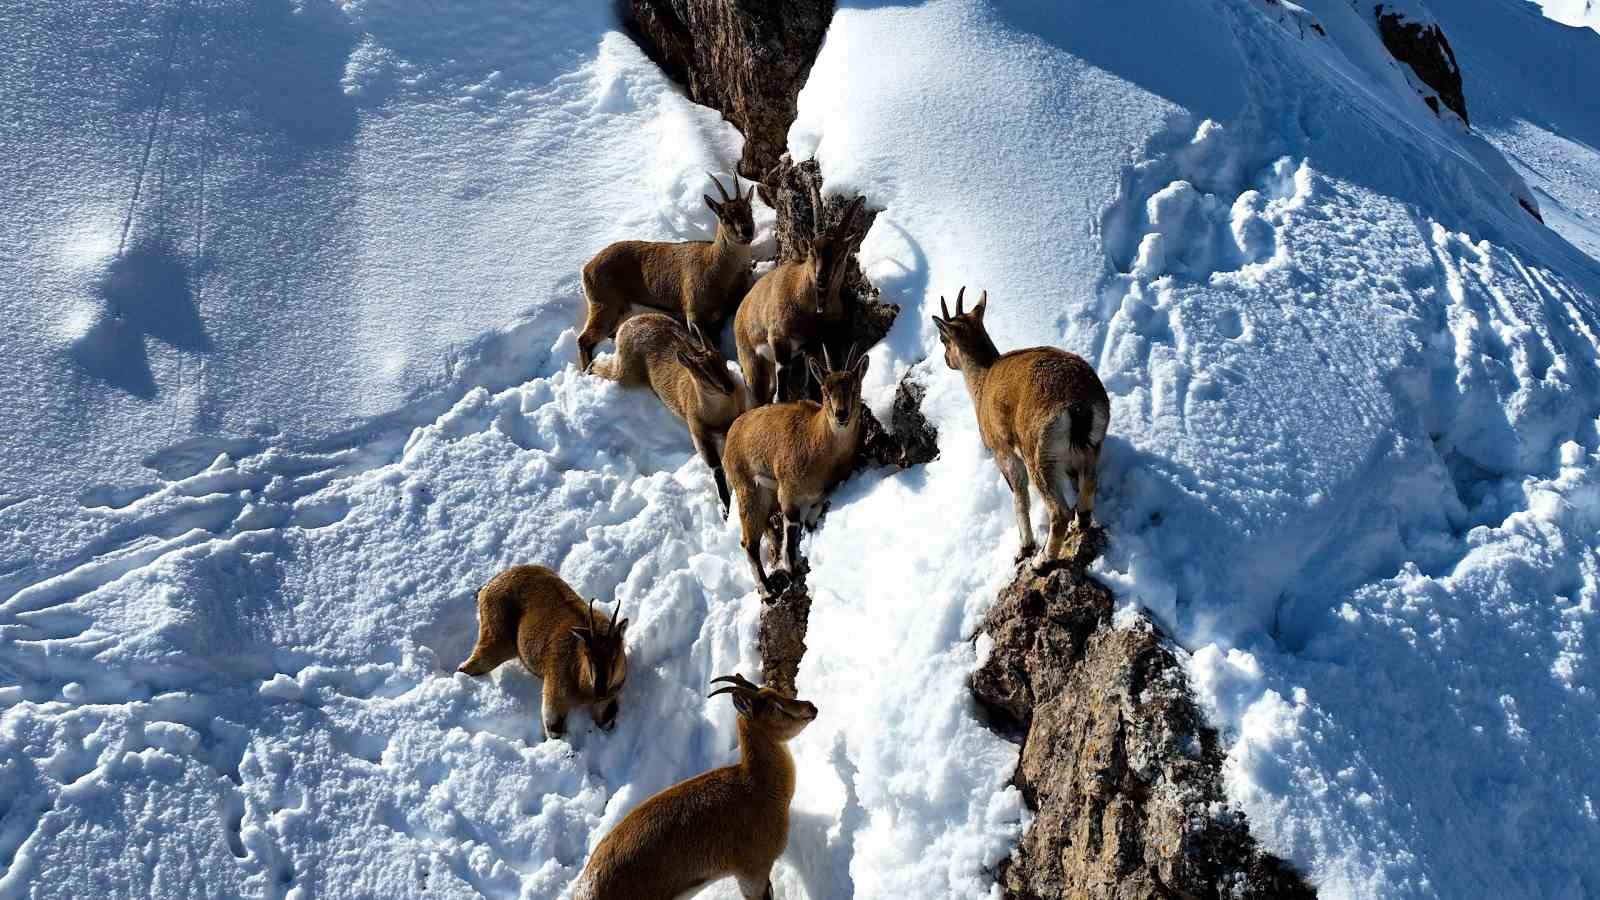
1072,443,1102,533
1028,449,1073,564
768,334,790,404
540,678,568,740
997,449,1035,563
576,278,625,373
778,488,805,573
736,480,776,597
690,423,731,517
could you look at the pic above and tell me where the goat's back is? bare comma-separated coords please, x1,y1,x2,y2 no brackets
577,766,785,900
980,348,1109,453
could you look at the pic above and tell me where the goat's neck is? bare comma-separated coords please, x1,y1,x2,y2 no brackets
808,404,860,457
957,337,1002,403
710,222,752,274
737,718,796,801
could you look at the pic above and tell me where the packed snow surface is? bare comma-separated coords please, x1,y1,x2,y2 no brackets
3,0,1599,899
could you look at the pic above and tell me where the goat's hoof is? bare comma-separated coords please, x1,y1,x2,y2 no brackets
1014,545,1038,566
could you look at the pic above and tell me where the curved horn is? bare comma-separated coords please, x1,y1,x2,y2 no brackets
708,172,732,202
587,598,598,633
610,599,623,635
732,173,741,198
821,344,835,373
955,286,966,317
940,295,950,320
809,177,824,236
844,342,861,372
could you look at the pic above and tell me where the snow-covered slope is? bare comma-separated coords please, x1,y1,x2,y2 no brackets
793,0,1600,896
3,0,1598,898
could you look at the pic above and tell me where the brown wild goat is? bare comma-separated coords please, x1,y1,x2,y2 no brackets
592,312,750,513
734,192,866,405
573,674,817,900
722,346,867,596
933,288,1110,565
577,173,756,372
457,565,628,739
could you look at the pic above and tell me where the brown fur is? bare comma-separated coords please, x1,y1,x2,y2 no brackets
574,675,817,900
933,288,1110,565
592,313,751,513
457,565,629,739
734,196,864,405
722,349,867,596
577,175,756,372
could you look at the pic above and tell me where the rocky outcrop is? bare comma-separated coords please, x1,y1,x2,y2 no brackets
1373,4,1468,125
972,561,1317,900
622,0,835,179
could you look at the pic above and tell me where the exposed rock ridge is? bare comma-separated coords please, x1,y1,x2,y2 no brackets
971,563,1317,899
1372,3,1469,125
623,0,835,178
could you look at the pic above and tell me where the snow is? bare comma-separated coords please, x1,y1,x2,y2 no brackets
3,0,1599,898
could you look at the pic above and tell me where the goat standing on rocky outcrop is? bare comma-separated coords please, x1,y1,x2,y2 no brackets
734,191,865,405
933,288,1109,565
577,173,756,372
722,346,866,597
573,674,817,900
592,312,749,513
457,565,628,739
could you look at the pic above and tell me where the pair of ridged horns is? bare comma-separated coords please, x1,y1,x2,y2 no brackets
707,172,747,203
582,598,622,637
937,286,986,321
706,672,761,699
817,342,861,374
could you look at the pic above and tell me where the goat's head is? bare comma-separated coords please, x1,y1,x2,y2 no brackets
572,599,629,728
708,673,818,741
807,344,867,431
931,287,995,371
675,324,741,398
704,173,756,245
804,194,866,314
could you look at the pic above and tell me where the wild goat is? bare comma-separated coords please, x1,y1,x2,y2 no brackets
733,191,866,405
592,312,749,513
456,565,628,739
577,173,756,372
722,346,866,596
573,674,817,900
933,288,1110,565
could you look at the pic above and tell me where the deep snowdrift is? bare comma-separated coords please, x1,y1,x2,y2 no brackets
2,0,1598,899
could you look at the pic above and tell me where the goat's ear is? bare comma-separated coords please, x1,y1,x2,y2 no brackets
746,183,757,202
973,290,988,322
704,195,722,216
731,692,755,717
932,316,950,337
615,618,629,637
570,626,592,643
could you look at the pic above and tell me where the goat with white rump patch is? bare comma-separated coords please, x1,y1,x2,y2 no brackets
933,287,1110,565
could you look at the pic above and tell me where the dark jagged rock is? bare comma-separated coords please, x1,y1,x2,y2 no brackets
756,560,811,696
972,564,1317,900
622,0,835,179
857,373,940,470
1373,4,1468,125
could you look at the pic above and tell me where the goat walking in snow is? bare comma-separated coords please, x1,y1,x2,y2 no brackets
573,674,817,900
592,313,750,514
457,565,628,739
933,288,1109,566
577,173,756,372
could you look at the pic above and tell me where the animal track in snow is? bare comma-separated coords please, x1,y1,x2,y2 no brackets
1105,119,1309,282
